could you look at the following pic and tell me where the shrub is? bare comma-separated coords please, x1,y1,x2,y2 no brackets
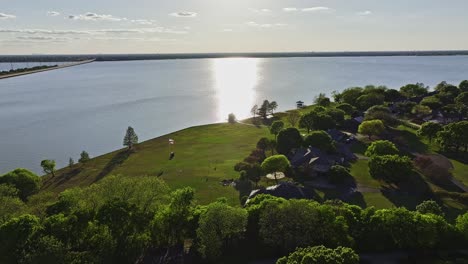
276,246,359,264
365,140,399,157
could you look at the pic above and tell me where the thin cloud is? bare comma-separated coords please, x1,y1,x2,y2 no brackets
0,13,16,19
170,12,197,18
283,8,298,12
357,10,372,16
0,27,188,35
283,7,333,13
249,8,272,13
302,7,332,12
47,11,60,17
68,12,123,21
222,29,233,32
246,22,287,28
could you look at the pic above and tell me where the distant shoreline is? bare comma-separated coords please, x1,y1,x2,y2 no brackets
1,50,468,63
0,59,95,80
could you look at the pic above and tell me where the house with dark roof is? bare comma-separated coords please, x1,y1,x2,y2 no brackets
245,182,314,204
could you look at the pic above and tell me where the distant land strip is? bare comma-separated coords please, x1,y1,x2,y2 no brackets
1,50,468,62
0,59,95,79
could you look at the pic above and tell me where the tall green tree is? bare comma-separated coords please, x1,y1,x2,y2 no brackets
261,155,290,183
358,120,385,139
418,122,443,143
123,126,139,150
270,121,284,140
79,151,90,163
276,128,303,155
400,83,428,98
40,160,56,177
304,131,335,152
365,140,399,157
269,101,278,115
299,112,316,133
196,202,248,261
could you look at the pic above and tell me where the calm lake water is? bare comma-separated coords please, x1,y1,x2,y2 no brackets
1,56,468,174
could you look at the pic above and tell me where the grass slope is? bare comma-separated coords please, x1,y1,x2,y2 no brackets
42,123,269,205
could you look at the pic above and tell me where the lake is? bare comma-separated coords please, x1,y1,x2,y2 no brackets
1,56,468,174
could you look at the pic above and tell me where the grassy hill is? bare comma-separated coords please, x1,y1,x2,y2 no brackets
42,123,270,205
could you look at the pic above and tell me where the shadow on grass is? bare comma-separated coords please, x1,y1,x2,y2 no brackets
381,173,435,210
438,151,468,164
43,167,83,189
388,127,429,155
94,150,132,182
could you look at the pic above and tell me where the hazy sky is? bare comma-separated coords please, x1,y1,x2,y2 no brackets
1,0,468,54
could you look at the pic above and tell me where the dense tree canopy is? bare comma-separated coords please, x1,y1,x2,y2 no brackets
304,130,335,152
368,155,413,183
365,140,399,157
0,169,41,201
400,83,428,98
358,120,385,139
277,246,359,264
418,122,443,143
40,160,56,177
276,128,303,155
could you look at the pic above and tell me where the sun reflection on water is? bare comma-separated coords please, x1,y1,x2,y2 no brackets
212,58,261,121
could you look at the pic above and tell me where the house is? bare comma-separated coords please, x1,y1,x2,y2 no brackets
296,101,305,109
327,129,347,142
245,182,314,204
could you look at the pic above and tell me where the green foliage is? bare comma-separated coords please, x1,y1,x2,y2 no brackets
436,121,468,152
411,104,432,118
314,93,331,107
270,121,285,139
358,120,385,139
418,122,443,143
68,158,74,167
365,105,399,127
365,140,399,157
459,80,468,92
326,108,346,124
152,187,195,247
41,159,56,177
79,151,90,163
456,213,468,241
336,103,355,115
259,199,352,252
329,165,352,185
299,112,316,133
196,202,248,261
304,130,335,152
416,200,444,216
123,126,139,149
276,128,303,155
420,96,442,110
368,155,413,183
400,83,428,98
334,87,363,105
356,93,385,111
276,245,359,264
0,214,41,264
362,207,451,250
261,155,291,176
0,184,26,223
0,169,41,201
384,89,404,102
455,91,468,106
287,110,301,127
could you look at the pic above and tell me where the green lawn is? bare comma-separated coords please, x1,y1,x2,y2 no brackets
451,159,468,186
42,123,269,206
361,193,395,209
350,159,381,188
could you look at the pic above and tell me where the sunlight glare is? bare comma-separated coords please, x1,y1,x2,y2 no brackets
212,58,261,121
